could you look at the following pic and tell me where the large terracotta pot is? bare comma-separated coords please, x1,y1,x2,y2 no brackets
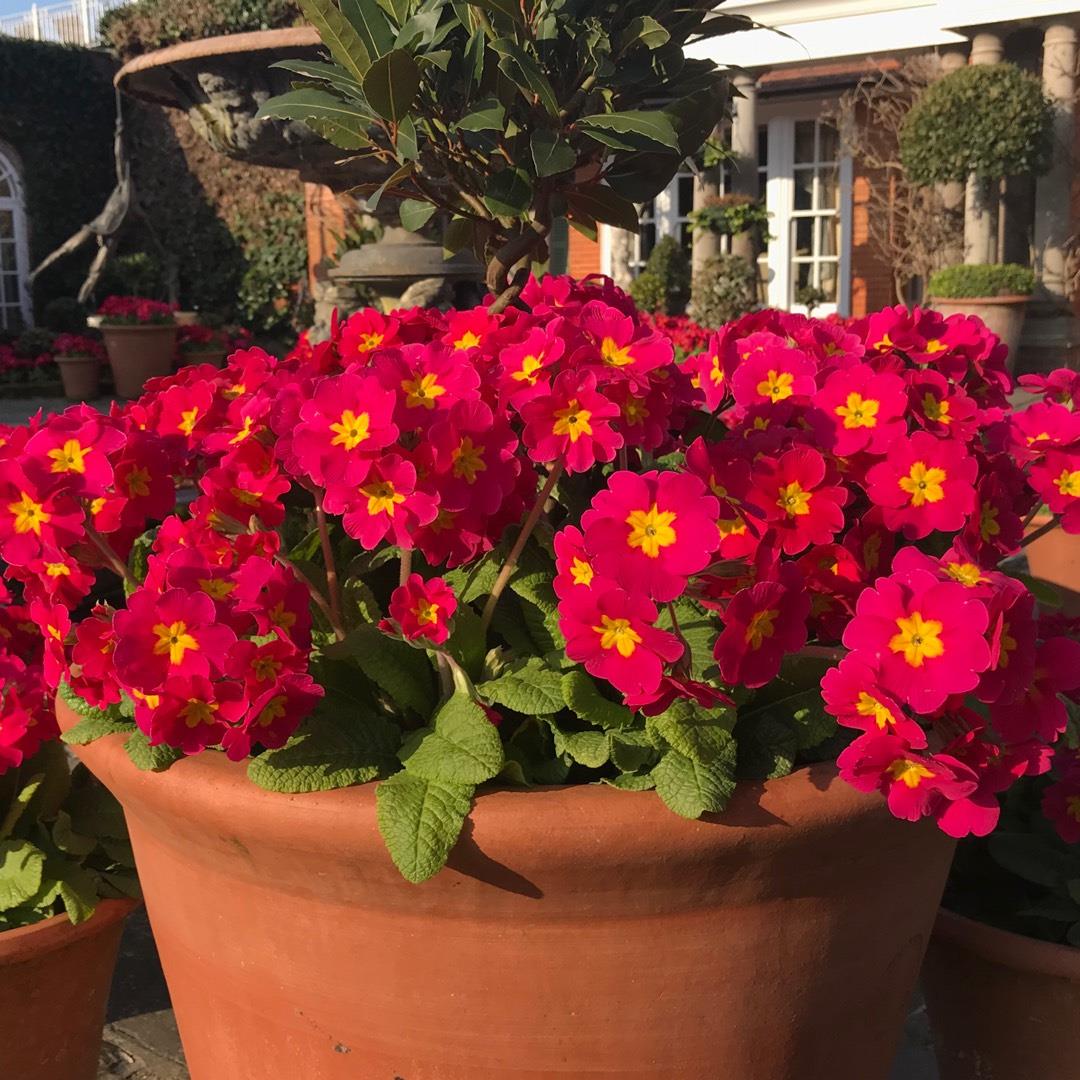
57,697,954,1080
100,323,178,399
922,909,1080,1080
1026,514,1080,616
180,348,228,369
0,898,135,1080
931,296,1029,370
55,354,102,401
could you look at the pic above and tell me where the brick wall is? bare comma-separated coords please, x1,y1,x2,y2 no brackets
567,226,602,279
849,169,898,317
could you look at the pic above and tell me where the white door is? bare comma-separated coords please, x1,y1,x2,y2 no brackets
0,147,32,331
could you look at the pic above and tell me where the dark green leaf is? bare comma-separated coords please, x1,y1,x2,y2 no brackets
650,700,735,765
561,669,634,730
464,0,523,23
531,130,576,177
341,0,395,60
363,49,422,122
457,96,506,132
255,88,375,150
577,110,681,152
735,714,797,780
376,0,411,24
565,184,640,232
327,625,437,718
989,833,1079,887
298,0,374,82
400,198,437,231
552,727,609,768
271,58,366,99
620,16,670,51
491,38,560,117
484,167,533,218
61,712,134,747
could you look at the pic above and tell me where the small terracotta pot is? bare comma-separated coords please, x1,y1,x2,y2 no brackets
1025,514,1080,616
173,311,201,327
930,296,1028,371
100,323,177,399
55,354,102,401
922,909,1080,1080
57,697,954,1080
0,898,136,1080
179,348,227,369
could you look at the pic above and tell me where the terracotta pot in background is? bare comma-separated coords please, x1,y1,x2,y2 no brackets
173,311,200,327
100,323,177,399
55,354,102,401
931,296,1029,370
57,697,954,1080
179,349,227,369
1025,514,1080,616
923,909,1080,1080
0,898,135,1080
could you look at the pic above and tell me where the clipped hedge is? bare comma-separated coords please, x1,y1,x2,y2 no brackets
928,263,1036,299
900,63,1053,186
0,40,117,317
101,0,301,58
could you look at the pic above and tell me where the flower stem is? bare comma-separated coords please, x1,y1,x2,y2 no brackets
480,460,564,635
795,644,847,662
399,548,413,588
84,523,136,589
1021,514,1061,550
316,503,343,634
276,553,344,642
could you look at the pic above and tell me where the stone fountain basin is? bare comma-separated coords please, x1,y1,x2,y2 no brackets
115,27,379,187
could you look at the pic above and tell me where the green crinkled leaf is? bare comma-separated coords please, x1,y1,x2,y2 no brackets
375,771,473,883
446,604,487,681
58,862,99,925
652,747,736,820
56,680,102,719
123,733,183,773
650,701,735,765
552,727,610,768
363,48,422,122
505,719,570,786
561,669,634,730
609,730,657,772
735,714,797,781
479,657,564,716
444,548,502,602
66,780,127,841
61,711,135,746
328,625,437,719
399,693,504,784
52,811,97,857
248,709,400,793
988,832,1078,887
605,772,656,791
127,528,158,588
0,839,46,912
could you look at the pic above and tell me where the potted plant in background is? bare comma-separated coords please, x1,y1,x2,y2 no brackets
928,263,1036,372
923,758,1080,1080
177,324,229,369
52,333,107,401
689,191,770,243
0,596,138,1080
97,295,177,399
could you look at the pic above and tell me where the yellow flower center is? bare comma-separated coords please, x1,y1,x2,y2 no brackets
552,400,593,443
402,372,447,410
361,480,406,517
835,392,879,429
181,698,218,729
197,578,236,600
924,339,947,354
269,601,297,631
229,416,255,445
980,503,1000,540
625,504,678,558
889,611,944,668
756,369,794,403
921,393,951,424
8,492,50,536
47,439,91,474
998,620,1017,669
178,407,201,437
718,516,748,538
622,396,649,426
413,600,441,626
1055,468,1080,498
776,480,812,517
898,461,946,507
252,656,283,682
358,332,384,352
45,562,71,577
89,497,106,517
709,356,724,386
855,691,895,730
512,355,544,384
152,620,200,665
863,533,882,571
570,557,594,587
593,615,642,658
886,758,935,788
945,562,986,588
125,466,152,498
329,409,371,451
745,608,778,650
256,695,287,726
451,437,487,483
454,330,482,351
600,337,634,367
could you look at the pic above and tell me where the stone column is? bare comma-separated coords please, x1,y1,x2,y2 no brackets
608,226,635,291
938,49,968,268
691,125,723,278
964,30,1004,265
1034,21,1079,308
730,72,759,263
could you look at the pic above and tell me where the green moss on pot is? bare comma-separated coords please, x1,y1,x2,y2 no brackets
928,264,1036,300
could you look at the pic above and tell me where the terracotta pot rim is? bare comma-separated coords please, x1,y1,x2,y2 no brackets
0,897,136,964
54,353,100,363
56,696,876,873
115,26,320,89
935,908,1080,981
99,323,177,333
929,295,1031,307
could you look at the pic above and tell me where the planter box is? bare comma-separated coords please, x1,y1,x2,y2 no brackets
923,909,1080,1080
931,295,1029,372
57,696,954,1080
0,899,135,1080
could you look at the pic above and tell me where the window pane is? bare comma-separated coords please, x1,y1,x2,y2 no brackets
0,209,12,238
794,217,814,256
794,120,816,164
794,261,813,295
640,223,656,261
679,222,693,255
794,169,813,211
0,241,15,272
678,175,694,217
818,165,839,210
818,124,839,164
757,125,768,167
819,261,839,301
821,216,840,259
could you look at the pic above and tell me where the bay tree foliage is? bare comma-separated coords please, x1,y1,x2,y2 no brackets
257,0,748,306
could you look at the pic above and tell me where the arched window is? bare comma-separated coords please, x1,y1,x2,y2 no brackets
0,147,32,331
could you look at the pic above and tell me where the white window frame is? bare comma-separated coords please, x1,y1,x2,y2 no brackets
762,101,853,317
0,144,33,331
